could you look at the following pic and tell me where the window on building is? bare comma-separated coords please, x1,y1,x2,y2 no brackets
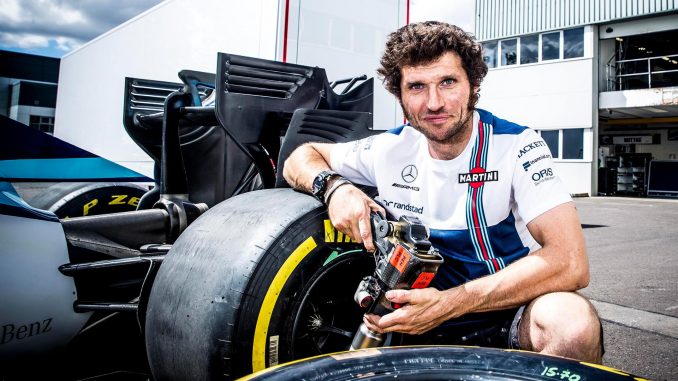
614,29,678,90
500,39,517,66
538,129,585,160
563,27,584,59
541,130,559,158
484,27,586,70
520,34,539,64
29,115,55,134
482,41,497,68
541,32,560,61
562,128,584,159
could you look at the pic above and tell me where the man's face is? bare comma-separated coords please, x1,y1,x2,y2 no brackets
399,51,477,145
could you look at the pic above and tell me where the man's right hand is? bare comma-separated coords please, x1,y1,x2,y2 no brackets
326,184,384,252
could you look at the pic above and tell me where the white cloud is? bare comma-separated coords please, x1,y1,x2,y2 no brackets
0,0,23,22
54,36,83,52
0,32,49,49
0,0,163,54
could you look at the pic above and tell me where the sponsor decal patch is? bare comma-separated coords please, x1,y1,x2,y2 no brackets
458,167,499,189
401,165,418,183
351,136,376,152
531,167,555,185
522,153,552,171
1,318,53,345
518,140,547,158
391,182,420,191
381,199,424,214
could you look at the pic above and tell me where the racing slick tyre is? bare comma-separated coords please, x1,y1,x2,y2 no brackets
241,346,645,381
28,182,147,218
145,188,375,380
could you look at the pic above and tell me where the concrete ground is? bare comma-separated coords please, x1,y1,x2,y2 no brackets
575,196,678,381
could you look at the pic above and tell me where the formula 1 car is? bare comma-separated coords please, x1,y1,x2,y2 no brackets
0,53,645,381
1,52,376,380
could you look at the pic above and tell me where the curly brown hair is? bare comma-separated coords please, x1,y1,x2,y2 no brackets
377,21,487,105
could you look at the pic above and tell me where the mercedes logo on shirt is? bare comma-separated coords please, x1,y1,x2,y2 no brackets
401,165,418,183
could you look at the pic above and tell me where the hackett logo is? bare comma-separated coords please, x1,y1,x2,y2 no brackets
518,141,547,158
459,167,498,189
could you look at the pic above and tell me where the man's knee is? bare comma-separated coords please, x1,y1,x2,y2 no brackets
520,292,602,362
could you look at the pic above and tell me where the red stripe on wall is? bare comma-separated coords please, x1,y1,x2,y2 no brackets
406,0,410,25
282,0,290,62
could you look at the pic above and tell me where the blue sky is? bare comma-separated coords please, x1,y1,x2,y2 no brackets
0,0,474,59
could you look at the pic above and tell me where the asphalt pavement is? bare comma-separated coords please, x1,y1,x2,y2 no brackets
574,196,678,381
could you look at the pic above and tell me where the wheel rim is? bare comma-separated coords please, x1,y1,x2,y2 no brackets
289,250,374,358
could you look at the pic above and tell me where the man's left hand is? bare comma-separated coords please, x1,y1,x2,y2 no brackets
363,288,455,335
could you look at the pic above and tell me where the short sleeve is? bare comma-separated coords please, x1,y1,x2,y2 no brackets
511,130,572,224
329,134,382,186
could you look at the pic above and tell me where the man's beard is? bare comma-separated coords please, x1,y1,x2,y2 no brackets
402,102,474,145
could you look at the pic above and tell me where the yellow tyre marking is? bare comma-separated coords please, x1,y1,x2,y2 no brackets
252,236,317,371
323,219,352,243
83,199,98,215
324,220,334,242
242,348,383,380
108,195,128,205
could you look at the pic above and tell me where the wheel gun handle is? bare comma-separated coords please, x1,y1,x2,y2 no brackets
370,212,392,246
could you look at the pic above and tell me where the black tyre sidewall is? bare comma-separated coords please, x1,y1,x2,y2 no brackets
242,346,642,381
145,189,370,380
232,209,371,373
29,182,147,217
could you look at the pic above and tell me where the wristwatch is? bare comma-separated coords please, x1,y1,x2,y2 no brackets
311,170,340,201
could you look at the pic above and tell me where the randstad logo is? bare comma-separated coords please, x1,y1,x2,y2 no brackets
382,200,424,214
522,154,551,171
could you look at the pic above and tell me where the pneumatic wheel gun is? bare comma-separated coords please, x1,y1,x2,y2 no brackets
349,213,444,350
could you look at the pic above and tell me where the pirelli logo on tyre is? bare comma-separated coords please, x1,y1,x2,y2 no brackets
82,194,140,216
324,219,354,243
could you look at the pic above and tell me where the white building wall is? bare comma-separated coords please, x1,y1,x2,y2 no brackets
54,0,279,177
480,58,594,129
55,0,406,177
478,45,595,195
476,0,678,41
282,0,406,129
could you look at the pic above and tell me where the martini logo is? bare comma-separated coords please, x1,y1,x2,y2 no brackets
459,167,498,188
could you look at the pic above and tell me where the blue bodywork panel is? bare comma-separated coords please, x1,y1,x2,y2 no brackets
0,181,58,221
0,115,152,182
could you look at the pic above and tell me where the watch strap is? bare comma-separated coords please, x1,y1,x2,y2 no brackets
323,177,352,205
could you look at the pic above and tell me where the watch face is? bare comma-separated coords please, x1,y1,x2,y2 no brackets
312,170,336,198
312,176,324,195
